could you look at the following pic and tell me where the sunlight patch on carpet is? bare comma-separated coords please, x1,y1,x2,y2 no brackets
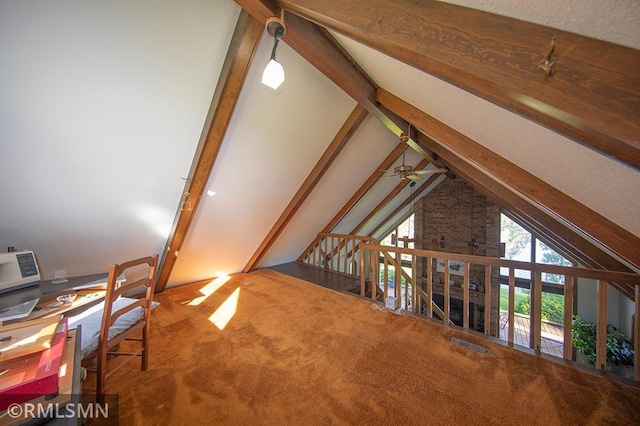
188,273,230,306
208,287,240,330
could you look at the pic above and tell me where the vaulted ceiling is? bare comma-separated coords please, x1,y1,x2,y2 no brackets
1,0,638,294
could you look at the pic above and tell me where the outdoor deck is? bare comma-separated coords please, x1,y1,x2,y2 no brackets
499,311,565,358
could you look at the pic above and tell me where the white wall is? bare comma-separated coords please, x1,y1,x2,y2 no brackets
576,278,634,338
0,0,239,278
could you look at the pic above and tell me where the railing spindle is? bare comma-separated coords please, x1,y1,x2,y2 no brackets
427,256,433,319
383,252,389,303
371,244,378,301
563,275,574,360
463,261,470,329
444,259,450,324
484,265,491,335
359,246,365,297
412,255,417,313
532,271,542,351
508,268,515,344
635,284,639,380
596,280,607,372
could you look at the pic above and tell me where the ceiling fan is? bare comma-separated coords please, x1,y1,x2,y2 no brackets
382,129,447,181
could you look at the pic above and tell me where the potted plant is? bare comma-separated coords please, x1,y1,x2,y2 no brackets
571,315,635,371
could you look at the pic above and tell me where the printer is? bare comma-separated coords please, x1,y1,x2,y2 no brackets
0,251,42,322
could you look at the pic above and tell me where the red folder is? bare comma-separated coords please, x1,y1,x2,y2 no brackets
0,318,68,411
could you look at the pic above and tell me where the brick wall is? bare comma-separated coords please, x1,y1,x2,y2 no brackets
415,178,501,335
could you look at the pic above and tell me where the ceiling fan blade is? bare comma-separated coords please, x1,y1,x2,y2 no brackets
412,168,448,175
407,174,423,181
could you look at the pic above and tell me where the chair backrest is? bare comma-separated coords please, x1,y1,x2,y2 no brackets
98,255,158,347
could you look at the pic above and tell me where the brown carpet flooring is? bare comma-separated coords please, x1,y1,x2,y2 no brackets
87,269,640,425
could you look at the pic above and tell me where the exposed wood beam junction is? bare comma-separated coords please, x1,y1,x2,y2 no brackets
279,0,640,170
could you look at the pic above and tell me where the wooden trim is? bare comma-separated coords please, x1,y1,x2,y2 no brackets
508,268,515,345
362,244,640,285
426,257,433,319
155,11,263,293
532,271,542,350
243,104,368,272
635,285,639,381
596,280,607,371
280,0,640,169
563,275,574,360
463,262,470,330
444,259,450,325
484,265,491,335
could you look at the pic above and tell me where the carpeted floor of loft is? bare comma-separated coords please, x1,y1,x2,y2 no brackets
83,268,640,425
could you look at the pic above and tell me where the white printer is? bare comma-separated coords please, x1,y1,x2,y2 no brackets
0,251,42,322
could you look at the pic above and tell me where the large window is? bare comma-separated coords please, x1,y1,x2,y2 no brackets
499,213,571,324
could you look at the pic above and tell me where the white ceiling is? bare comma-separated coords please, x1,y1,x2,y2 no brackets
1,0,638,286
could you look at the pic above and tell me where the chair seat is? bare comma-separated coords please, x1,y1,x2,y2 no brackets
68,297,158,358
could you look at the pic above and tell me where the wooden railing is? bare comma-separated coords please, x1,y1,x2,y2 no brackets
358,242,640,381
300,233,378,279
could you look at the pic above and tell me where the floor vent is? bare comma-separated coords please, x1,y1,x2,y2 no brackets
450,337,491,355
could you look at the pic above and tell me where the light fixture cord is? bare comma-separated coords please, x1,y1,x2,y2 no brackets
271,27,284,61
270,36,280,61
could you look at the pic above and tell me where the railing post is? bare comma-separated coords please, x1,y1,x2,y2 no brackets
463,261,470,329
508,268,515,344
371,244,378,301
411,255,417,313
444,259,450,325
563,275,574,360
426,257,433,319
635,284,639,381
484,265,491,336
531,271,542,351
596,280,607,372
383,252,389,303
359,245,365,297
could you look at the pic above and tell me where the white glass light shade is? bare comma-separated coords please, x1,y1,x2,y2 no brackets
261,59,285,89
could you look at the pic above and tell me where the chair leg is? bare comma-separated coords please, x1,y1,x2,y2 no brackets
96,350,107,404
141,326,149,371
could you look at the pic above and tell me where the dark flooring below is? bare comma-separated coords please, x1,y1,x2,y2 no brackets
266,262,360,293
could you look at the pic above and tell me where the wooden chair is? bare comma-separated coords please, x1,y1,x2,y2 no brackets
83,254,158,401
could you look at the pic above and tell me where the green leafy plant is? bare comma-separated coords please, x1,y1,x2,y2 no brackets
571,315,634,367
516,293,564,323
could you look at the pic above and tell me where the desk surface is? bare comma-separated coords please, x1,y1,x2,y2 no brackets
40,273,111,295
22,274,113,323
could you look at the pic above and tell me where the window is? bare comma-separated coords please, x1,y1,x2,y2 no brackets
500,214,571,284
499,213,571,357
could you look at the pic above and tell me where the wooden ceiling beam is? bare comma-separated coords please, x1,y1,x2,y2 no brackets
235,0,444,169
378,88,640,274
279,0,640,170
413,133,635,299
369,173,439,239
349,158,430,235
154,11,263,293
243,104,368,272
297,142,407,261
234,0,379,114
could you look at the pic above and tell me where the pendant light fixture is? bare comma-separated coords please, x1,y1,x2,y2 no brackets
261,10,286,89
